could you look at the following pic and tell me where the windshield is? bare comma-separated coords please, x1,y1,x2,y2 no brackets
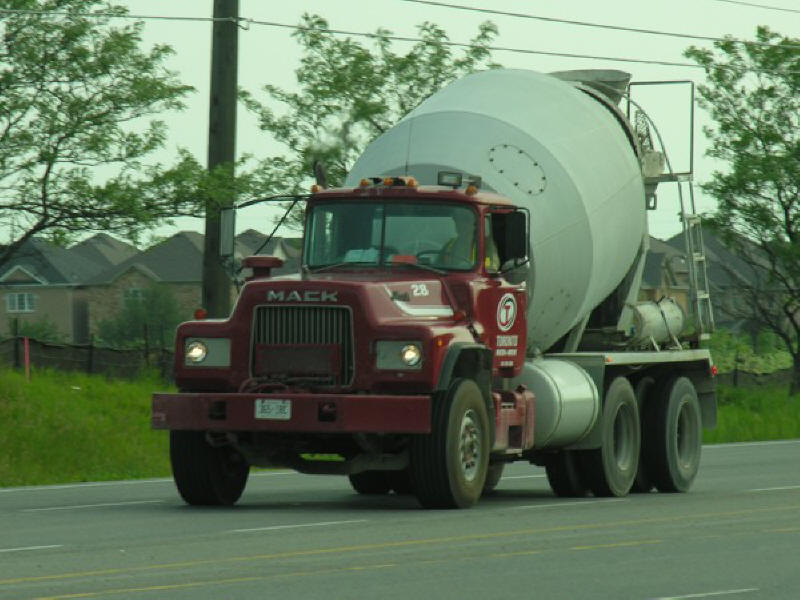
304,201,477,271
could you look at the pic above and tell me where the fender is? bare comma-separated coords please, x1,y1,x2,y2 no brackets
435,343,495,442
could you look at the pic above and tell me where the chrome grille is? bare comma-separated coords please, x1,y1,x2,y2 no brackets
252,305,354,385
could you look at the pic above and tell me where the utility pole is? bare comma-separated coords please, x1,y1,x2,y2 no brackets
202,0,239,317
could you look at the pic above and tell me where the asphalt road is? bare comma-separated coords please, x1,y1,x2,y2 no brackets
1,440,799,600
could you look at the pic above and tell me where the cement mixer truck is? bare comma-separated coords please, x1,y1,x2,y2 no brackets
152,68,717,508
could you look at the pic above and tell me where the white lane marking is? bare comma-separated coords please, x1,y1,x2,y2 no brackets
651,588,758,599
23,500,162,512
749,485,800,492
503,474,546,480
231,519,367,533
0,471,296,493
0,545,63,553
704,439,800,449
512,499,627,510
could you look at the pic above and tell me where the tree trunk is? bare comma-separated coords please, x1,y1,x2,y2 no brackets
790,357,800,398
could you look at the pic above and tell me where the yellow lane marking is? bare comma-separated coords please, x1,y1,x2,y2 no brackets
35,564,396,600
4,503,799,586
571,539,660,551
767,527,800,533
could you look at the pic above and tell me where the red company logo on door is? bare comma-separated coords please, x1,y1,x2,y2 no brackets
497,293,517,332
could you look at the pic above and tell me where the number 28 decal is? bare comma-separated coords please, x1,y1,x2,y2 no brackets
411,283,429,297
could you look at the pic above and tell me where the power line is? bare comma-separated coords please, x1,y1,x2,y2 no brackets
248,19,703,69
0,9,704,70
2,8,797,74
398,0,800,49
708,0,800,14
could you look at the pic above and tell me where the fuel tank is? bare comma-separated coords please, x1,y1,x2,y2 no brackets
345,69,647,352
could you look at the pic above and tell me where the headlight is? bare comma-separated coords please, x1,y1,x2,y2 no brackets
376,341,423,370
400,344,422,367
186,341,208,363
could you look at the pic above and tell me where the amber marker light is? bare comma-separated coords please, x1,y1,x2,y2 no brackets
194,308,208,320
360,178,370,187
465,184,478,196
311,184,323,193
407,176,418,188
383,176,395,186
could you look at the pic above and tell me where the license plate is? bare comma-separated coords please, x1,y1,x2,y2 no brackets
254,399,291,421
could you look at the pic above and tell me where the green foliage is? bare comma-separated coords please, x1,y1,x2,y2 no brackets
0,0,203,266
241,13,500,228
704,329,792,373
8,314,65,343
96,284,184,349
0,368,172,486
704,384,800,443
685,27,800,393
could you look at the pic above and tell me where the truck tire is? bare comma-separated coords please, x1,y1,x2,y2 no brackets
483,463,505,494
170,430,249,506
643,376,702,493
577,376,640,497
410,378,490,509
388,469,414,495
631,377,655,493
348,471,392,495
545,451,588,497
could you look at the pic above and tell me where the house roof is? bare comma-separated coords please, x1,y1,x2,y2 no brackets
665,229,760,288
87,231,206,285
0,237,107,285
87,230,303,285
69,233,138,268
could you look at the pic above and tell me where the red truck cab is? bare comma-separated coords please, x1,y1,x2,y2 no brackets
153,178,533,508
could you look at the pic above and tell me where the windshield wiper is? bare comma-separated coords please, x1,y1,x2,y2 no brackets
306,261,377,274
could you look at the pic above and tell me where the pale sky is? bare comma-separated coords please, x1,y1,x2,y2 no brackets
120,0,799,243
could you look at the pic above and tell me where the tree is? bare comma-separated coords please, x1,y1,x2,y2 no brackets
96,284,183,349
685,26,800,394
240,14,500,228
0,0,207,268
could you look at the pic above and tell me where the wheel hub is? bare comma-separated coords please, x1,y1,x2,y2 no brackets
460,409,481,482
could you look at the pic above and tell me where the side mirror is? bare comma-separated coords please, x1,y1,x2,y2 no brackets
219,207,236,258
501,211,528,262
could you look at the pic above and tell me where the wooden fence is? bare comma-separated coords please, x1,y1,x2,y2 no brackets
0,337,174,380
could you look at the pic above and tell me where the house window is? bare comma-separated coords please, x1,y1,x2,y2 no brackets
123,288,144,302
6,292,37,313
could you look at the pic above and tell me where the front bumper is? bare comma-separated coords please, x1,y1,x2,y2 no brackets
151,392,432,434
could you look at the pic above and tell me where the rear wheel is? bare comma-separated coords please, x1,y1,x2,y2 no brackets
348,471,391,495
631,377,655,493
545,451,588,497
578,376,640,497
643,376,702,493
170,431,249,506
410,378,490,509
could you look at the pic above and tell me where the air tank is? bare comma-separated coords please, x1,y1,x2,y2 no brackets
345,69,647,352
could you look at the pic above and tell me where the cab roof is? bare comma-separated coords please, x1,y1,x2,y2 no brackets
309,183,516,208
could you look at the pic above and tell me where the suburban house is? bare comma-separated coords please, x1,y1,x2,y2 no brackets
81,230,301,340
0,234,137,344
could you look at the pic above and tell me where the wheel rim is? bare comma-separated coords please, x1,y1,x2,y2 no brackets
459,408,482,482
676,398,700,470
612,404,636,471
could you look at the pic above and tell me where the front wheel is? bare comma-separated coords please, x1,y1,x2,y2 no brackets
170,431,249,506
348,471,391,495
410,378,490,509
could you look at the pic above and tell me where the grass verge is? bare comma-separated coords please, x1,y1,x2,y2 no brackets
0,368,172,487
704,384,800,444
1,370,798,487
